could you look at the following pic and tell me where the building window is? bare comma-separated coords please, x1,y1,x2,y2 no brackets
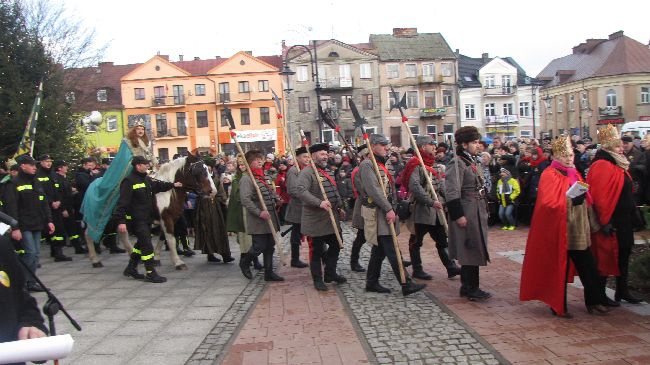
465,104,475,119
426,125,437,135
65,91,75,103
106,116,118,131
606,89,617,107
557,97,563,112
258,80,269,92
176,112,187,135
503,103,514,115
296,65,309,82
177,147,188,156
134,88,145,100
424,91,435,108
322,129,334,143
388,92,398,109
158,148,169,162
405,64,417,78
298,97,310,113
580,92,588,109
86,123,97,133
569,95,575,111
641,87,650,103
239,81,250,93
260,107,270,124
442,90,453,107
240,108,250,125
545,98,553,114
196,110,208,128
409,125,419,136
443,124,454,134
520,130,532,138
365,126,377,134
156,113,168,137
502,75,512,93
484,75,495,88
485,103,496,117
441,63,453,77
341,95,352,110
422,63,435,76
154,86,165,98
220,109,228,127
519,102,530,117
218,82,230,103
407,91,419,108
360,63,372,79
386,64,399,79
195,84,206,96
97,89,107,102
362,94,373,110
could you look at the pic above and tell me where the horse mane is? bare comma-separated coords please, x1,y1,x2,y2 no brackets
155,157,187,182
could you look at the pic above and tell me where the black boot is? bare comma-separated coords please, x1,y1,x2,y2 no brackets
239,253,253,279
143,261,167,283
313,276,328,291
71,237,88,254
207,253,222,262
410,247,432,280
365,282,391,293
252,255,263,270
402,278,426,296
222,254,236,263
615,277,642,304
324,272,347,284
263,250,284,282
350,231,365,272
53,246,73,262
123,253,145,280
181,236,195,256
290,242,308,268
464,266,491,301
437,247,461,278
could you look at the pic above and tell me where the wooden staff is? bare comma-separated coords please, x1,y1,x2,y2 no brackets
349,99,405,284
224,107,286,265
299,129,344,248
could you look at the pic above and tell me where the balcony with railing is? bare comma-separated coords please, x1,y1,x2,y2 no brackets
217,92,251,104
485,115,519,125
319,77,353,90
151,95,186,108
418,75,444,84
483,85,516,97
420,107,447,118
598,106,622,118
155,127,188,139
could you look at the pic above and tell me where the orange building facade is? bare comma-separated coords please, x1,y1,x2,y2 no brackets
121,52,285,161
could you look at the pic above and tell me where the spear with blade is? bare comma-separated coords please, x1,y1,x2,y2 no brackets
389,86,448,233
299,129,344,248
349,99,405,284
223,105,286,265
319,104,357,156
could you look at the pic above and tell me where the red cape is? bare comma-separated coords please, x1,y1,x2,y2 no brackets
520,168,576,315
586,159,623,276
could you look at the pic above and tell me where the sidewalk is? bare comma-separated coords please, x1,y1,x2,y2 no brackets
413,227,650,365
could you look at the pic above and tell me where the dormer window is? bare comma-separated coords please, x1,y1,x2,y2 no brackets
65,91,75,104
97,89,107,102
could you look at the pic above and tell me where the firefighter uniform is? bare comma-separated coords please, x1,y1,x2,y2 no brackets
36,154,71,262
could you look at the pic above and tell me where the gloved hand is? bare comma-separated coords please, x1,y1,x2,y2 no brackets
602,223,616,236
571,194,586,206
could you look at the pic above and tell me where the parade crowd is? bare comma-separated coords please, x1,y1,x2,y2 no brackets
1,123,649,338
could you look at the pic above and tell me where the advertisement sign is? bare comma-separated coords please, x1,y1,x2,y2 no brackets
226,129,277,143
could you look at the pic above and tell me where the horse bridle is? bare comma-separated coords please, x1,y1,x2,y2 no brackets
180,160,211,197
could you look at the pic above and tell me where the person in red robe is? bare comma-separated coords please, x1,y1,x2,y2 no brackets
588,125,642,305
520,136,609,317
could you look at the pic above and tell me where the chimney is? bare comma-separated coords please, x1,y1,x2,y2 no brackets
193,57,200,60
98,61,113,67
455,49,460,56
179,55,184,61
392,28,418,37
159,55,169,61
609,31,624,40
482,53,489,62
244,51,253,56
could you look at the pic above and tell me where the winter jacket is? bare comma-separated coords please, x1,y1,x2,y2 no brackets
112,170,174,225
3,171,52,231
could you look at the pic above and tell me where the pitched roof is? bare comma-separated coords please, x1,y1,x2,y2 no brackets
537,32,650,87
172,58,225,75
64,63,139,112
458,54,534,88
368,32,456,61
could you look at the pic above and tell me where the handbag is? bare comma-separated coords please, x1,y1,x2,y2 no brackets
396,198,412,220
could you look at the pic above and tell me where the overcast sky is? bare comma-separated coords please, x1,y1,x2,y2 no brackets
61,0,647,76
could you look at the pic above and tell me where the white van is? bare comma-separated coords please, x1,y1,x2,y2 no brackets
621,121,650,138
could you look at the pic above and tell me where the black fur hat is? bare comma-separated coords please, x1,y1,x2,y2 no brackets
454,126,481,144
295,147,308,156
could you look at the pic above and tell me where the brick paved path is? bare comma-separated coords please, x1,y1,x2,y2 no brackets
412,226,650,365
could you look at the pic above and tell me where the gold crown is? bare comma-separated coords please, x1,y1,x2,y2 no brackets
597,124,621,149
551,135,572,157
133,119,146,128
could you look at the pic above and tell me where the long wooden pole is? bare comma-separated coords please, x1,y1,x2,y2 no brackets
299,130,344,248
229,130,286,265
400,117,449,234
362,134,406,284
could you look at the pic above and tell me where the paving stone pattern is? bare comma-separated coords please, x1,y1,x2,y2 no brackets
336,227,502,365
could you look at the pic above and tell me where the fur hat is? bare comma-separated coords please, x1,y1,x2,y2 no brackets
309,143,329,154
454,126,481,144
245,150,264,164
295,147,308,156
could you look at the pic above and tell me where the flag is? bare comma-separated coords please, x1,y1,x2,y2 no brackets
271,88,283,117
13,81,43,158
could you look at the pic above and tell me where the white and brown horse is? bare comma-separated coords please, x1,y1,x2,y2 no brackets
86,153,215,270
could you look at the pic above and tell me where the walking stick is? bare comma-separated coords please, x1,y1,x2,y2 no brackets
223,106,286,265
349,100,405,284
390,86,448,234
299,129,344,248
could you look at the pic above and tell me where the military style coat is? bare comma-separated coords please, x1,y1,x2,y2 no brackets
296,165,342,237
351,166,364,230
409,165,446,226
357,157,400,242
284,165,303,224
445,152,489,266
239,173,280,235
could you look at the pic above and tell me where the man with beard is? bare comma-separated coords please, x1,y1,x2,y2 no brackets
402,135,460,280
296,143,346,291
284,147,309,268
446,126,491,301
359,134,425,296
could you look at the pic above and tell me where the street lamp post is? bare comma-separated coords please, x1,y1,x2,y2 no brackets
280,40,323,143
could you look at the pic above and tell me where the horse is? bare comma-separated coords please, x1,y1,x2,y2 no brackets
85,153,215,270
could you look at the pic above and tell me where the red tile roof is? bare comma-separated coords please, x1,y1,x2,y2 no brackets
64,63,139,112
172,58,225,75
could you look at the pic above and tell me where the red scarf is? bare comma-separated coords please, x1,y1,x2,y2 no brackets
351,167,359,198
316,167,337,187
251,168,272,191
530,147,548,167
400,150,440,193
550,160,592,205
